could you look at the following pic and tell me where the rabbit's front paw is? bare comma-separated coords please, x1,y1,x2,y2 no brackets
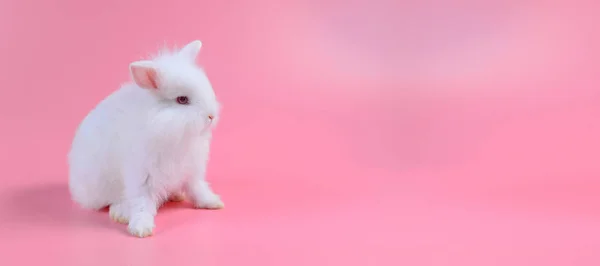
128,214,155,238
109,202,129,224
194,193,224,209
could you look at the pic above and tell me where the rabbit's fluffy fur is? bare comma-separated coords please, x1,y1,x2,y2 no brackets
68,40,223,238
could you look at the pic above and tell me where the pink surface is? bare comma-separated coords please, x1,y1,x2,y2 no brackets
1,0,599,265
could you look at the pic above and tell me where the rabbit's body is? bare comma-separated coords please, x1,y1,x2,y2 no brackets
68,40,223,238
68,84,207,207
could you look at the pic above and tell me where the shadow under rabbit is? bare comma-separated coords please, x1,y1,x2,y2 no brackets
0,183,116,233
0,182,210,235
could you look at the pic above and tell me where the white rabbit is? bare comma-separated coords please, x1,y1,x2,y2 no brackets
68,40,223,238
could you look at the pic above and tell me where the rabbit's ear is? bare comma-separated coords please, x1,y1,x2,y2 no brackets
179,40,202,60
130,61,159,89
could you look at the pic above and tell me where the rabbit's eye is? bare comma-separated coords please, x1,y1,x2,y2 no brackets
176,96,189,105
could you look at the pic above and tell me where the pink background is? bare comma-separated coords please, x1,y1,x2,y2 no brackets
1,0,599,265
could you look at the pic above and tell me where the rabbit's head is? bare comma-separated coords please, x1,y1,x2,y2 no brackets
129,40,220,134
